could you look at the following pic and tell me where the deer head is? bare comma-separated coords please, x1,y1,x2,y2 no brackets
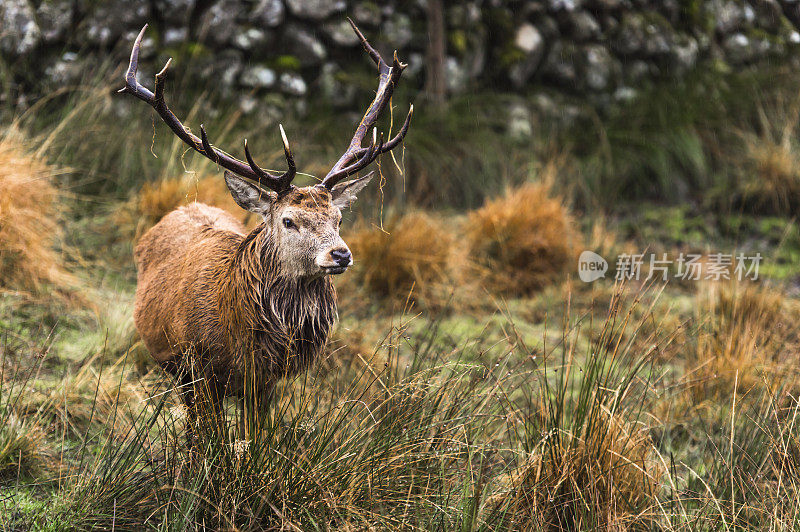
119,20,412,279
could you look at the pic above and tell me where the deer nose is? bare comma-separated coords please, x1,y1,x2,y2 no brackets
330,248,352,266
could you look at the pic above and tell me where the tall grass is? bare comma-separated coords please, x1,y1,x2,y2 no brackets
1,283,688,530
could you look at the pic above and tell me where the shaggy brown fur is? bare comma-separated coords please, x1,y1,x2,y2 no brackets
134,198,337,403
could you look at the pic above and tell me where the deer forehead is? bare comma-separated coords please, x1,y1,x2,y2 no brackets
278,187,340,224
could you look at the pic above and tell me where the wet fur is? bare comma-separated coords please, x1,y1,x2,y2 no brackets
134,202,336,399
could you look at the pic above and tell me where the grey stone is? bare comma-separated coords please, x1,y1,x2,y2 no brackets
541,41,579,86
549,0,583,11
286,0,346,20
532,92,582,127
283,27,327,66
352,2,382,27
624,60,654,82
515,23,543,54
197,1,245,47
233,28,270,51
463,31,487,79
199,50,244,92
507,101,533,140
319,62,357,106
164,27,188,46
448,3,482,26
710,0,756,34
44,52,82,85
722,32,772,63
510,25,546,88
670,34,699,71
537,16,560,40
252,0,285,28
239,95,259,114
240,66,277,88
323,20,361,46
280,72,308,96
445,57,470,93
582,45,616,90
612,12,675,57
565,11,601,42
405,53,425,78
83,0,147,47
155,0,196,25
613,86,637,102
0,0,40,56
751,0,783,32
382,14,413,49
36,1,71,43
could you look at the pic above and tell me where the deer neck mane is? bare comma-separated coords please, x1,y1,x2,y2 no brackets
220,224,337,370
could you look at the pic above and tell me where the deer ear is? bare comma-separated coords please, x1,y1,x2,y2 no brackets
330,172,374,209
224,171,276,216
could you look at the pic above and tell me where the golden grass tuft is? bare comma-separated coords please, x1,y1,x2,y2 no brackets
0,412,53,480
690,281,796,401
465,181,580,296
0,132,70,294
114,174,254,241
495,407,660,530
343,211,455,304
740,139,800,214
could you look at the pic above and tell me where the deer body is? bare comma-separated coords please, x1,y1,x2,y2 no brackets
120,20,412,439
134,202,336,397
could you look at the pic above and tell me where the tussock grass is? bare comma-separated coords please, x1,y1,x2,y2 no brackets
0,412,52,481
737,92,800,215
466,177,580,296
689,281,797,401
0,285,673,530
344,211,456,306
488,286,667,529
0,129,71,295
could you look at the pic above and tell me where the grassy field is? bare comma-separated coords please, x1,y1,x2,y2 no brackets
1,60,800,530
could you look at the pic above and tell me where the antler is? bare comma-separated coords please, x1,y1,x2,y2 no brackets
119,25,296,194
319,19,413,189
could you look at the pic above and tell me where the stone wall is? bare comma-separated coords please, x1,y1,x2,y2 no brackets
2,0,800,111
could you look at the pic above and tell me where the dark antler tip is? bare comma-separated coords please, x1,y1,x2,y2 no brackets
347,17,360,33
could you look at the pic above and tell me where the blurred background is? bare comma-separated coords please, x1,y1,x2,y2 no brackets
2,1,800,529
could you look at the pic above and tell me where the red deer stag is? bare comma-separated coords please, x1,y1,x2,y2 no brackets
120,21,412,437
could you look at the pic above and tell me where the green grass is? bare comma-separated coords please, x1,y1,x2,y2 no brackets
3,44,800,531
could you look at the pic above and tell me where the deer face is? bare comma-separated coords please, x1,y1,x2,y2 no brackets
225,171,373,279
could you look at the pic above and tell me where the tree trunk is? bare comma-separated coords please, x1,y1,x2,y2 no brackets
424,0,447,108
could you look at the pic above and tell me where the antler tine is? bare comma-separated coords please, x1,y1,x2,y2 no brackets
347,17,384,70
346,105,413,164
278,124,296,185
320,20,413,189
119,24,296,194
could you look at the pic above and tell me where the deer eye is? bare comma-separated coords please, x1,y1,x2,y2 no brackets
282,218,295,229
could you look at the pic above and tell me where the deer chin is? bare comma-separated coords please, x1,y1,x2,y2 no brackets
320,265,349,275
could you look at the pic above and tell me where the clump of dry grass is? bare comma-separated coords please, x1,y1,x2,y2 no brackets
740,139,800,214
20,360,152,436
465,180,580,296
0,411,53,480
344,211,455,305
114,174,253,241
0,131,70,294
496,407,660,529
690,281,795,401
